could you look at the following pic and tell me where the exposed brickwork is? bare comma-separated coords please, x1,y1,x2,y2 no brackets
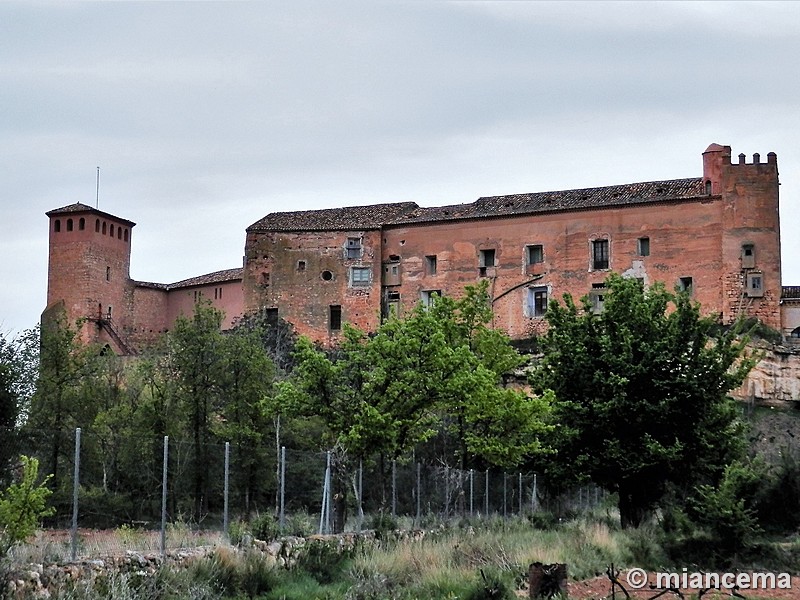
44,144,789,352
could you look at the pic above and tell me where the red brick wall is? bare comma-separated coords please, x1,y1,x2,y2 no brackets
165,280,244,330
243,229,382,343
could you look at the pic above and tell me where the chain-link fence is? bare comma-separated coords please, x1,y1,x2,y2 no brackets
3,427,608,561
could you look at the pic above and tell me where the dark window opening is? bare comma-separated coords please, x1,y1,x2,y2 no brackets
705,180,712,195
527,245,544,265
742,243,755,269
54,219,61,232
679,276,693,295
479,249,496,267
592,239,609,270
321,270,333,281
117,228,122,239
261,272,271,286
110,224,114,237
66,218,73,231
297,260,306,272
106,266,110,281
123,228,129,242
79,217,85,230
329,305,342,331
102,222,107,234
638,237,650,257
426,255,438,275
346,237,362,259
95,219,100,232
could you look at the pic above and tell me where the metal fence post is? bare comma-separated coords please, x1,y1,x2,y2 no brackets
223,441,230,538
161,435,168,559
70,427,81,561
391,460,396,518
415,462,421,525
469,469,474,517
279,446,286,532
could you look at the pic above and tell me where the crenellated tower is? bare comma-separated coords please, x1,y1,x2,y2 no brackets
44,203,136,353
702,144,782,330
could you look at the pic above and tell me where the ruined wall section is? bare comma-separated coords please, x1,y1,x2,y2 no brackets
382,199,726,339
244,229,382,343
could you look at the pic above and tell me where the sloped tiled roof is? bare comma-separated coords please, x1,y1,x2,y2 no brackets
247,202,419,232
134,268,243,291
393,178,706,225
249,178,708,232
46,202,136,227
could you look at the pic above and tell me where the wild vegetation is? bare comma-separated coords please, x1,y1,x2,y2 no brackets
2,276,800,598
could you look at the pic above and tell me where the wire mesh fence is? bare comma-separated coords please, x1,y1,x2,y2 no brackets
3,427,608,561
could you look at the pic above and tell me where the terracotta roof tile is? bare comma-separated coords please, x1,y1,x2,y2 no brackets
46,202,137,227
248,202,419,232
135,268,242,291
393,178,706,225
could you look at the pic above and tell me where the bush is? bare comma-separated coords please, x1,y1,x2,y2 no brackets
251,512,280,542
464,569,515,600
368,512,398,540
0,456,54,555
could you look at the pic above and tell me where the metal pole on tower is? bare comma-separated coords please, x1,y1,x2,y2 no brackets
96,167,100,208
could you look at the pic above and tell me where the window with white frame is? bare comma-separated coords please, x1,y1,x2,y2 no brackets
351,266,371,286
526,286,548,317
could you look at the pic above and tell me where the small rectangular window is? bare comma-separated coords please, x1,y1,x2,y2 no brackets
421,290,442,308
425,255,438,275
679,276,693,295
592,239,609,270
637,237,650,257
746,272,764,297
526,245,544,265
589,286,607,314
526,286,548,317
742,244,755,269
297,260,307,272
346,237,362,259
479,249,496,267
329,305,342,331
351,266,371,286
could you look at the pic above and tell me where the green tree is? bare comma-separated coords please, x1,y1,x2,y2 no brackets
531,274,753,527
0,456,54,555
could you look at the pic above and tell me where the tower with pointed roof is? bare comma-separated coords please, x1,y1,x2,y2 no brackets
44,203,136,353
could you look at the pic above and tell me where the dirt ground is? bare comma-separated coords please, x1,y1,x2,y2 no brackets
562,570,800,600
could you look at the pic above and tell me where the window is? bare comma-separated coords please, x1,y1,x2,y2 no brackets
589,283,607,314
592,239,609,270
123,228,129,242
421,290,442,308
746,272,764,297
526,286,548,317
346,237,362,259
110,224,114,237
386,291,401,320
67,219,73,231
260,272,271,287
321,270,333,281
117,228,122,239
54,219,61,232
637,237,650,257
107,306,112,320
425,255,438,276
526,245,544,265
351,266,371,286
679,276,693,295
106,266,111,282
297,260,306,272
79,218,85,230
329,305,342,331
742,244,755,269
705,180,712,195
479,249,496,267
102,222,107,234
791,326,800,339
95,219,100,233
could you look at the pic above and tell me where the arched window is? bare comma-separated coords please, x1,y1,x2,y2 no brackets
705,180,712,195
79,217,85,230
102,221,107,234
66,218,73,231
123,228,129,242
110,224,114,237
95,219,100,232
117,227,122,239
54,219,61,232
791,326,800,339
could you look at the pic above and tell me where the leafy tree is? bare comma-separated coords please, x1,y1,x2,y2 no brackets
0,456,54,555
531,274,754,527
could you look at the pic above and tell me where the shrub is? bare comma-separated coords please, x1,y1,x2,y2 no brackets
368,511,398,539
464,569,515,600
251,512,280,542
0,456,54,555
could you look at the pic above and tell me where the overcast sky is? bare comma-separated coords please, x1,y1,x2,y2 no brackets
2,1,799,336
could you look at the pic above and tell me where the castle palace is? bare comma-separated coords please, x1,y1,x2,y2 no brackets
44,144,800,353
